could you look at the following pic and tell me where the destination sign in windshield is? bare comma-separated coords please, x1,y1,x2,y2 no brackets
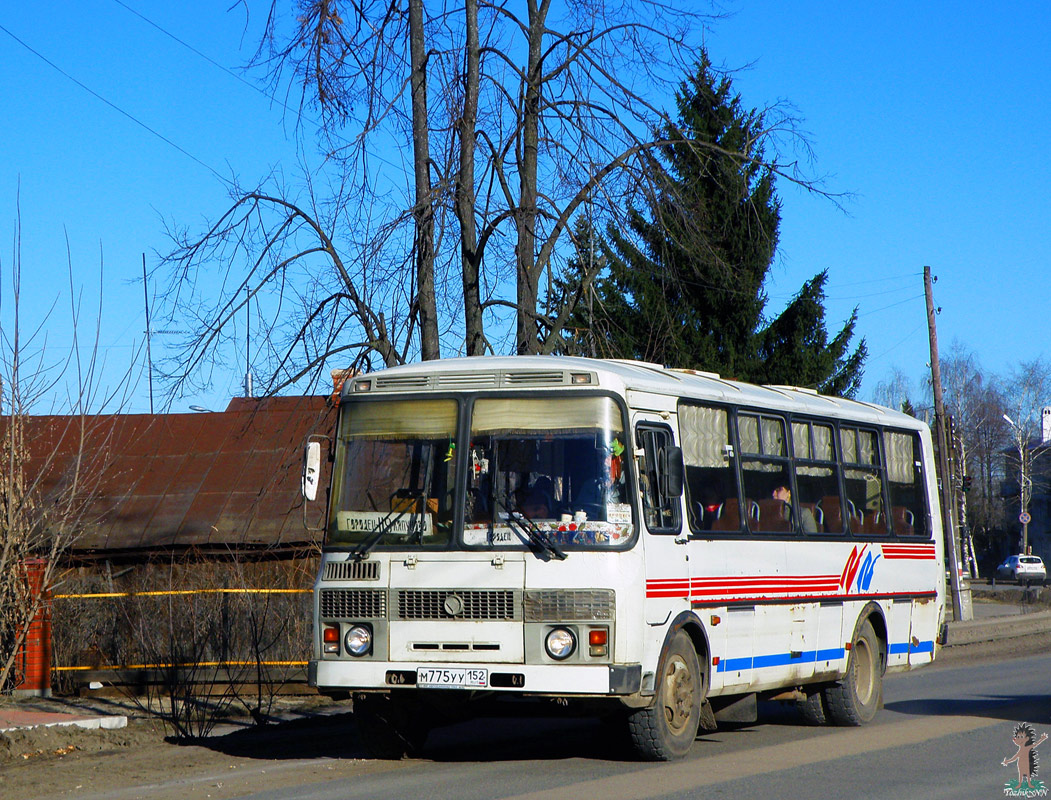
335,511,433,537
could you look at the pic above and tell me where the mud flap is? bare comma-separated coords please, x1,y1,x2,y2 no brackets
712,693,758,724
698,698,718,732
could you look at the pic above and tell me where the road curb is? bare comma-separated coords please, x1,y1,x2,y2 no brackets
943,608,1051,646
0,709,127,733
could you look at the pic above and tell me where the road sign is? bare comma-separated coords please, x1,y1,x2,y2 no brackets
1020,511,1032,524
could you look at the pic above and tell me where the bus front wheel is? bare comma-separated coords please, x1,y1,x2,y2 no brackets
628,631,703,760
824,619,883,726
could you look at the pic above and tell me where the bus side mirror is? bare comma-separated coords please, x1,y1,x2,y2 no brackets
660,445,684,499
302,441,322,501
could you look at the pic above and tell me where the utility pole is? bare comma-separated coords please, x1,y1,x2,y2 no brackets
925,266,971,621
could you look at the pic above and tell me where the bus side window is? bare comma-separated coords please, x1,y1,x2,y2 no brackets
678,404,738,533
739,413,791,534
636,425,680,534
841,427,889,536
791,421,839,534
885,430,929,538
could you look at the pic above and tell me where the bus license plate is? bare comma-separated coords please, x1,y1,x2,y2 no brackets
416,667,488,689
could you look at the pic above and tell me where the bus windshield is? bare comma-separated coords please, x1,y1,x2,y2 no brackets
327,398,458,548
463,396,634,549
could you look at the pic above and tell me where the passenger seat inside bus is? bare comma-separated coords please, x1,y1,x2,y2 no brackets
711,498,759,531
756,498,792,533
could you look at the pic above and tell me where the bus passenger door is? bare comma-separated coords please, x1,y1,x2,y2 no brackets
633,416,688,628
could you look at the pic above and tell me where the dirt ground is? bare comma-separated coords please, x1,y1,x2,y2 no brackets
0,693,397,800
3,606,1051,800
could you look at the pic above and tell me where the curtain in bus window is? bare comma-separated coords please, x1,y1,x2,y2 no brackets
885,431,927,537
840,427,858,463
761,417,786,455
885,431,914,483
792,422,811,459
813,423,834,460
858,429,878,465
679,405,727,467
679,404,738,533
471,396,621,435
344,399,458,437
739,415,760,454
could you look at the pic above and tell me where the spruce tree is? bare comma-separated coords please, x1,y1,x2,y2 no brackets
573,52,866,396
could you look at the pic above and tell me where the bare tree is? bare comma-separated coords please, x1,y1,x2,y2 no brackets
1000,358,1051,555
159,1,832,398
0,206,132,694
873,367,921,418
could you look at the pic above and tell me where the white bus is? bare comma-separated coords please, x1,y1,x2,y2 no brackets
305,356,945,760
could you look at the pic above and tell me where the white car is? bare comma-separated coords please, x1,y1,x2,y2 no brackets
995,555,1046,584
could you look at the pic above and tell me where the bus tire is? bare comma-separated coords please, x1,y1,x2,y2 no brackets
354,695,430,759
797,686,830,725
824,619,883,726
628,631,702,760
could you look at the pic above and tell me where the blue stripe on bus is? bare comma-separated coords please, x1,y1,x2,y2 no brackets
887,640,935,655
715,641,933,673
716,647,845,673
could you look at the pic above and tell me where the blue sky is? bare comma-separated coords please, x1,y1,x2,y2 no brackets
1,1,1048,414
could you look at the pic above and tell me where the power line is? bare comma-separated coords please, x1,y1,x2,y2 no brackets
827,271,923,288
856,292,925,318
0,21,224,180
867,322,926,362
111,0,406,173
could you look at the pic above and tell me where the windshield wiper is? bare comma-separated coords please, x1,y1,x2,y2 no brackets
497,491,566,562
351,506,412,561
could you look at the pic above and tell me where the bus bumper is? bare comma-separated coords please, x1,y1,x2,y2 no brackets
309,659,641,696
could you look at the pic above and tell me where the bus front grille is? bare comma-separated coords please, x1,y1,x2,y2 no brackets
319,589,387,619
395,589,520,621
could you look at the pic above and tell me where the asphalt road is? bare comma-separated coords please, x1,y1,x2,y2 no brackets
216,650,1051,800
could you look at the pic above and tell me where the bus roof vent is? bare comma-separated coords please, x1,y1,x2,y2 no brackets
504,370,567,386
668,368,722,381
438,372,498,389
375,374,430,390
769,384,820,396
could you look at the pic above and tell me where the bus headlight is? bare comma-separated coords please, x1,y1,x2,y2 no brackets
344,625,373,657
545,627,576,660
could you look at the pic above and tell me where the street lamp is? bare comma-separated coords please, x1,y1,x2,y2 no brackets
1002,413,1033,555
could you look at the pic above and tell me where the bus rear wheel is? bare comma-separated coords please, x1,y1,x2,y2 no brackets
628,631,703,760
825,619,883,726
797,686,830,725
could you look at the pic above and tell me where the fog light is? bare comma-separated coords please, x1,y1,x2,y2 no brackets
545,627,576,660
344,625,372,657
322,624,339,654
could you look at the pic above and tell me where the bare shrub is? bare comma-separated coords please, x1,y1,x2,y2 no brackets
51,555,315,739
1,201,131,696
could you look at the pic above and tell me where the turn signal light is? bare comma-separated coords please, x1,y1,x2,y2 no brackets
588,627,608,657
322,625,339,654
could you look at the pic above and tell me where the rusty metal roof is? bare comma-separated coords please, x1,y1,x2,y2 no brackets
8,396,335,560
